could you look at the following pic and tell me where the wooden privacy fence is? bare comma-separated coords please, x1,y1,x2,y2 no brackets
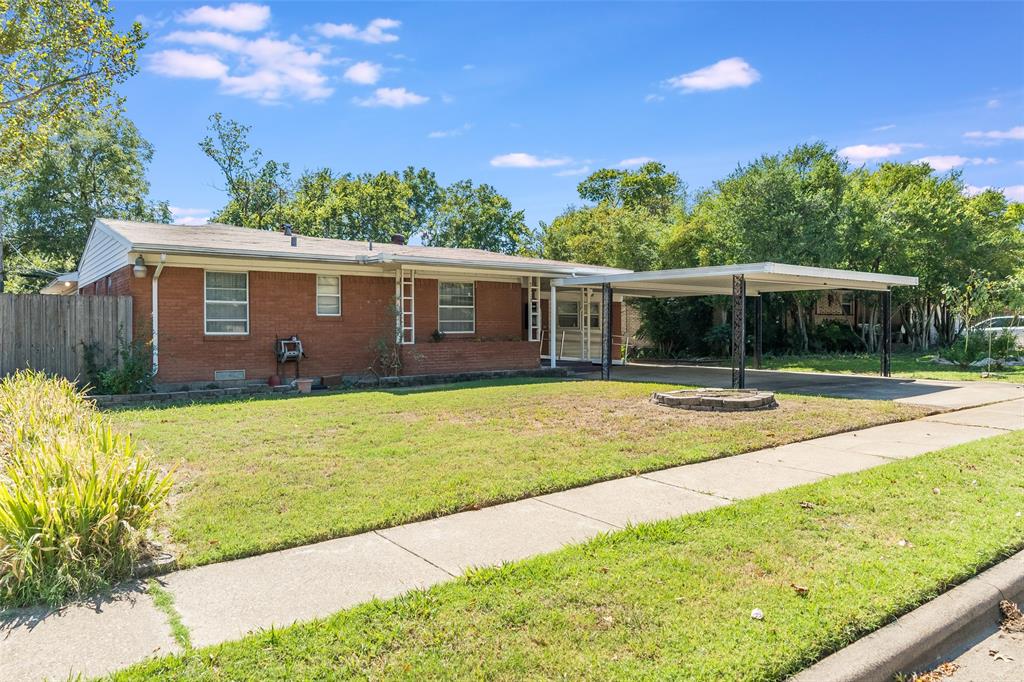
0,294,133,382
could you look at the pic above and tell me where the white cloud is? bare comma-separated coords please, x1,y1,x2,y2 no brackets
839,143,922,163
171,207,211,225
490,153,571,169
915,155,998,172
554,165,591,177
872,124,896,132
148,50,228,79
987,98,1001,109
428,123,471,139
666,57,760,93
155,31,332,103
644,93,664,103
180,3,270,32
315,18,400,44
964,126,1024,141
462,64,475,70
619,156,656,168
164,29,246,51
965,184,1024,201
354,87,427,108
344,61,382,85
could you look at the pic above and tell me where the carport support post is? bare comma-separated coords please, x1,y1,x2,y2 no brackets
731,275,746,388
880,288,892,377
549,283,557,368
601,282,613,380
754,294,763,370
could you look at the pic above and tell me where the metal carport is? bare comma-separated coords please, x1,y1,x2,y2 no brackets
549,262,918,387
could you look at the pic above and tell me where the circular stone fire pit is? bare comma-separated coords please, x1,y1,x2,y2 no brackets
650,388,777,412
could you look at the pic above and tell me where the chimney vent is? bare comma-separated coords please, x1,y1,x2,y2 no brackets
290,235,298,247
391,234,406,245
283,224,292,236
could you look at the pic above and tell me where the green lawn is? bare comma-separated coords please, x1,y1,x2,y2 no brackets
112,430,1024,681
110,379,927,567
763,350,1024,382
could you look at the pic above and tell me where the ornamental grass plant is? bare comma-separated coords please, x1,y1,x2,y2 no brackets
0,371,172,608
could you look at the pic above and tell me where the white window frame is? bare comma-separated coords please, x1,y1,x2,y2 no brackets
204,271,249,336
557,300,580,329
437,280,475,334
315,275,341,317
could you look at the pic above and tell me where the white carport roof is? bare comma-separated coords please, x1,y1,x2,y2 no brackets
551,262,917,297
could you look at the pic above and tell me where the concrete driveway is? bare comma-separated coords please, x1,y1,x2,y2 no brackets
587,362,1024,409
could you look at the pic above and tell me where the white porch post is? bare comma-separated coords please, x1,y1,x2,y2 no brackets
549,283,557,368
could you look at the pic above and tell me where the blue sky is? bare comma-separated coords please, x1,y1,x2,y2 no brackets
119,1,1024,227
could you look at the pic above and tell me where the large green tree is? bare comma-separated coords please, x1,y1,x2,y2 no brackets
2,112,169,291
423,180,530,254
577,161,684,216
0,0,144,178
540,204,669,271
199,113,291,230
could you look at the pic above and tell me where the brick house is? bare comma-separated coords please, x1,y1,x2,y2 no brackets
75,219,627,388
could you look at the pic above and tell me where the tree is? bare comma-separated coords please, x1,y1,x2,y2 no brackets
577,161,684,216
682,142,848,350
540,204,668,271
423,180,531,254
1,112,169,291
200,113,291,229
0,0,144,178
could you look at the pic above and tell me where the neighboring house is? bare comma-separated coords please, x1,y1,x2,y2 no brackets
75,219,627,387
40,271,78,295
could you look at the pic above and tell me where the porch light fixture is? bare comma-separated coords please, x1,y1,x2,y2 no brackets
133,256,148,278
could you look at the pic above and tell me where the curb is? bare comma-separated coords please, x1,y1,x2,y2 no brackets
791,548,1024,681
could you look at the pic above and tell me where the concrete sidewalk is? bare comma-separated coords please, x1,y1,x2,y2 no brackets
2,398,1021,681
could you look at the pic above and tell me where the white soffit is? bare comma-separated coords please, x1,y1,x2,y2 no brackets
551,262,918,297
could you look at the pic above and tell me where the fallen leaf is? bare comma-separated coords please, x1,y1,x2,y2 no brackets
799,501,816,510
790,583,809,597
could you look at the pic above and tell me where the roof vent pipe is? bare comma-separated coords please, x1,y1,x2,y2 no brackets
391,234,405,245
283,224,292,236
290,235,298,247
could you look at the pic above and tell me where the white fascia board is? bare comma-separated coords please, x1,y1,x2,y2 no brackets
377,253,627,278
553,262,918,290
129,242,381,266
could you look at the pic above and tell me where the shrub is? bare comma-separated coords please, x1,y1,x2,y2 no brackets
83,336,153,395
809,320,862,353
941,330,1020,368
0,371,172,607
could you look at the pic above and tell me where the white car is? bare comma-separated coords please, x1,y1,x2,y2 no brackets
970,316,1024,343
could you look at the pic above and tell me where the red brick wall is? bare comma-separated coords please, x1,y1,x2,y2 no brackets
401,340,541,375
86,266,540,384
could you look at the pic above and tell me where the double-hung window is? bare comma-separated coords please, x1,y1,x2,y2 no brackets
316,275,341,316
205,271,249,335
556,301,580,329
438,281,474,333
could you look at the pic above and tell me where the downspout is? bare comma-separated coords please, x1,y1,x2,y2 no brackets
151,254,166,377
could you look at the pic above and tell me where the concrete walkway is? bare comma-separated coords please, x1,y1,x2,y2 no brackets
2,399,1021,681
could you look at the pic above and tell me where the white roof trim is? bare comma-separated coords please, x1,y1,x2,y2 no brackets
552,262,918,295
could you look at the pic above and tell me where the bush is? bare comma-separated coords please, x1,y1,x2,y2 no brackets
0,371,172,607
941,330,1020,368
809,320,863,353
83,336,153,395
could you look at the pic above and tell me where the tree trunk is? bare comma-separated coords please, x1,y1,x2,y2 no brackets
794,299,809,352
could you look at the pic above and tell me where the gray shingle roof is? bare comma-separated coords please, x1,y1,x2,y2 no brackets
98,219,628,276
